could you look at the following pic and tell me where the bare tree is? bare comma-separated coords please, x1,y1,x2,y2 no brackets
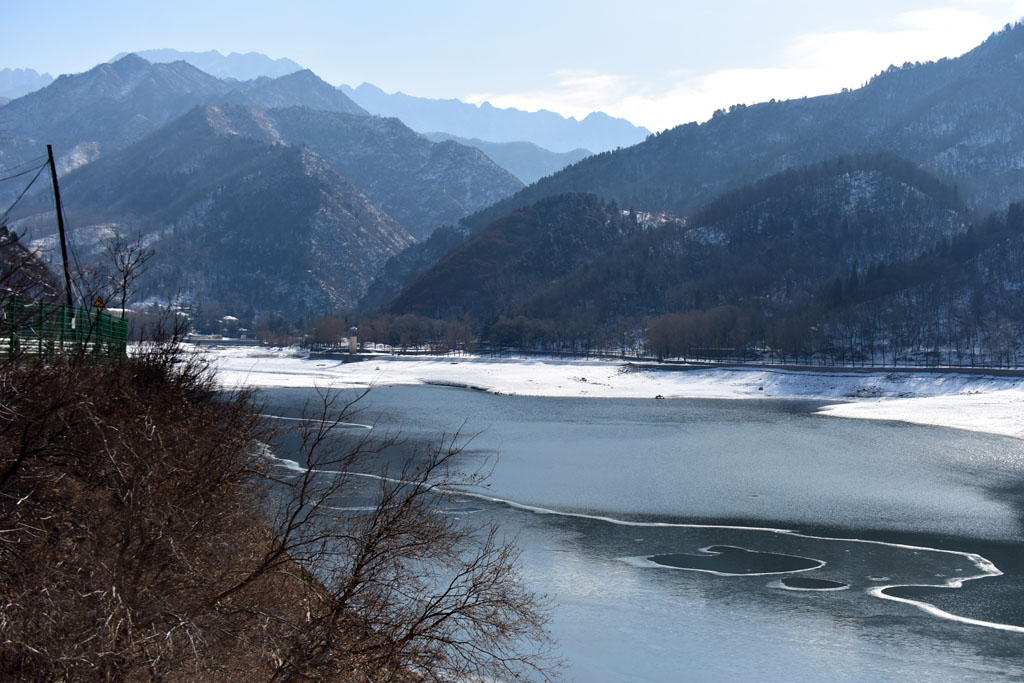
0,225,60,306
103,230,154,318
240,388,558,681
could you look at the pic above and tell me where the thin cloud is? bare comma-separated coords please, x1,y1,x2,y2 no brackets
465,7,1010,132
466,70,636,121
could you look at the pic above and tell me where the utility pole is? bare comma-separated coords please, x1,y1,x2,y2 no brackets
46,144,74,307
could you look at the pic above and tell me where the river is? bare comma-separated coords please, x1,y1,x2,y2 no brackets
260,385,1024,681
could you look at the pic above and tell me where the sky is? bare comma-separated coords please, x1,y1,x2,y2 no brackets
2,1,1024,132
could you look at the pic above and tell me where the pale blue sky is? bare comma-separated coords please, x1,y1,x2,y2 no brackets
2,1,1022,131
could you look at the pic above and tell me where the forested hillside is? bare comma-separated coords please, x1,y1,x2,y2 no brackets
453,22,1024,238
263,106,522,239
389,194,640,319
13,107,413,314
374,153,1024,365
525,155,968,324
363,25,1024,355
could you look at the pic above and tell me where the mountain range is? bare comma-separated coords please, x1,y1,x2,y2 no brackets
0,67,52,99
110,49,303,81
120,51,640,162
4,50,304,100
341,82,650,153
371,23,1024,310
456,22,1024,239
0,54,367,179
3,50,640,184
1,55,520,238
6,24,1024,358
2,55,521,315
367,24,1024,362
388,155,969,321
14,106,414,314
234,106,522,239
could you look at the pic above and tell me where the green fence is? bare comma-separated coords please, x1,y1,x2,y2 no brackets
3,299,128,358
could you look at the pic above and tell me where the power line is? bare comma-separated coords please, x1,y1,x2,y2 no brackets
0,155,48,174
61,201,89,302
0,160,48,184
2,148,99,309
0,161,47,226
0,154,48,176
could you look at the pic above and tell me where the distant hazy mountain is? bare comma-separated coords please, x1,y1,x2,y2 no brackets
13,107,413,314
340,82,649,153
0,54,365,177
222,70,367,115
422,132,591,184
111,49,303,81
0,67,53,99
459,22,1024,235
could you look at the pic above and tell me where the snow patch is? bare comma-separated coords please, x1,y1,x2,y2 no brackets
204,348,1024,440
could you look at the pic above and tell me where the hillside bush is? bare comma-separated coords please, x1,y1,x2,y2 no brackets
0,341,554,681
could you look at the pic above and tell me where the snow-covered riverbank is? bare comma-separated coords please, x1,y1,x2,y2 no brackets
205,346,1024,440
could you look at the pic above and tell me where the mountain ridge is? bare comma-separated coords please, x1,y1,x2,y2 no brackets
12,106,413,315
189,104,523,239
422,132,591,184
341,82,649,153
0,67,53,99
110,48,304,81
451,22,1024,240
0,54,366,177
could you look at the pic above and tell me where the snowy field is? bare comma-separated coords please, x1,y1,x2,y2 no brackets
202,346,1024,440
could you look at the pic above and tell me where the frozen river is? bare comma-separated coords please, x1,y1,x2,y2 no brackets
260,385,1024,681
